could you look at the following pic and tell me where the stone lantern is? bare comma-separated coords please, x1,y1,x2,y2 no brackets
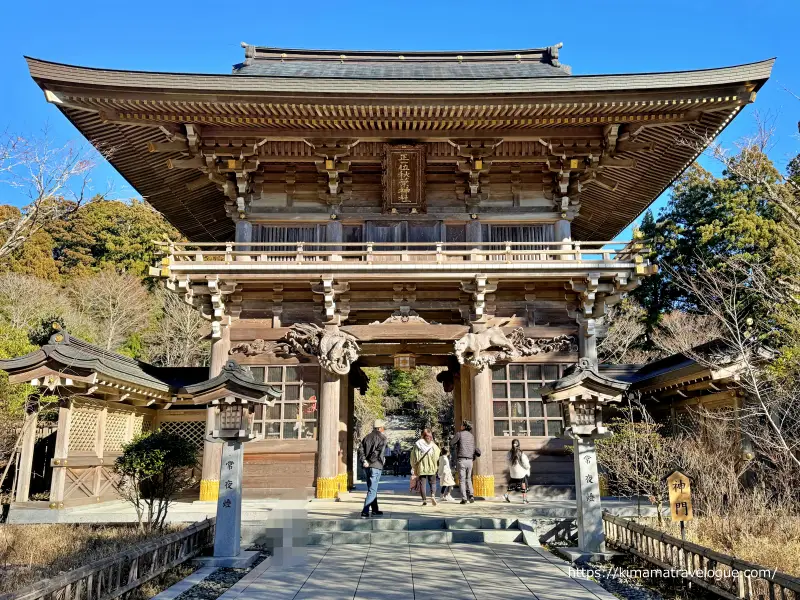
177,360,281,567
541,358,629,559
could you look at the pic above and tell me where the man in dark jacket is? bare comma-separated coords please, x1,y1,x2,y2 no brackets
450,420,476,504
359,419,387,518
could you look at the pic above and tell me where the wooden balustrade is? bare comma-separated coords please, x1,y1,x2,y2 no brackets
2,519,215,600
155,240,647,267
603,512,800,600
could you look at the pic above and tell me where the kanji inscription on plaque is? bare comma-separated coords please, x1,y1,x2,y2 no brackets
382,144,426,213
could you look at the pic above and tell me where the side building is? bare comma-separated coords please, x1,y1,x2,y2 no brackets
2,45,772,510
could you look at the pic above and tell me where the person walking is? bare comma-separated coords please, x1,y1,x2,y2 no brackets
392,441,402,476
504,438,531,503
438,447,456,501
450,420,476,504
360,419,388,518
411,429,440,506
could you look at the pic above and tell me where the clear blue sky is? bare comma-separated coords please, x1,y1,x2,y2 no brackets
1,0,798,238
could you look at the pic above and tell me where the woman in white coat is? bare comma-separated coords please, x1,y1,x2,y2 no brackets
504,438,530,503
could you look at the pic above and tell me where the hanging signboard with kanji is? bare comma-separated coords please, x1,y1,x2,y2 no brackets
382,144,426,214
667,470,693,522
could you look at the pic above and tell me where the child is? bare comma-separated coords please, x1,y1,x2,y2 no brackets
504,438,530,504
438,446,456,501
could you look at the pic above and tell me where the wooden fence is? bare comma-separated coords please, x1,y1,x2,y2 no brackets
2,519,215,600
603,512,800,600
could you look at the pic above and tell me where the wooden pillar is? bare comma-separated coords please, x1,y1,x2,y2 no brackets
460,368,473,423
327,220,343,252
235,219,253,253
470,365,494,498
452,372,462,436
555,219,572,260
316,369,341,498
200,324,230,501
49,402,72,509
579,318,598,364
346,378,356,488
337,374,349,493
466,218,482,245
15,407,39,503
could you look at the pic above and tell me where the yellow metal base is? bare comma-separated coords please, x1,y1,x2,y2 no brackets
316,476,339,499
200,479,219,501
472,474,495,498
336,472,348,493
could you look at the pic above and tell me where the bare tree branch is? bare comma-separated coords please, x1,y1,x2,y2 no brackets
0,129,113,261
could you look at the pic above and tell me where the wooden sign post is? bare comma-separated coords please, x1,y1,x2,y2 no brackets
667,470,693,540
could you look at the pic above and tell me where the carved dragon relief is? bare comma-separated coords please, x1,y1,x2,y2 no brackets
454,326,577,371
275,323,360,375
231,339,279,357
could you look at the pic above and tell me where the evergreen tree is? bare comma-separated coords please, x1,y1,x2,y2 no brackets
46,198,180,277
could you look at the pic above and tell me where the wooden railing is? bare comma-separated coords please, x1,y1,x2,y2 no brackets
153,240,649,269
3,519,215,600
603,513,800,600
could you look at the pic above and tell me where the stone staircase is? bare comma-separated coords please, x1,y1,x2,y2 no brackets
239,515,579,549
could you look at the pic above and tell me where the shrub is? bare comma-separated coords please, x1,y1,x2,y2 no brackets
113,430,198,531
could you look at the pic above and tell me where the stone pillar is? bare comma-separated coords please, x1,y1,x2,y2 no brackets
575,316,603,554
469,366,494,498
200,324,230,501
15,407,39,503
573,435,604,553
316,369,341,498
214,440,243,558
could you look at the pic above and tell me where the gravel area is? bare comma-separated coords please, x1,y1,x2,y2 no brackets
173,551,269,600
586,560,671,600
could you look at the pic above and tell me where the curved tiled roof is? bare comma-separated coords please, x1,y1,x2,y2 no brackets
0,332,278,401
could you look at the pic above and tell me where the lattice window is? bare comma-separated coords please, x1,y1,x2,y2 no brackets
131,414,154,438
160,420,206,451
491,363,565,437
104,410,130,453
68,406,100,452
247,365,319,440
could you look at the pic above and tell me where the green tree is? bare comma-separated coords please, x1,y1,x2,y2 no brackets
632,157,796,343
113,430,198,531
387,369,418,407
47,198,180,277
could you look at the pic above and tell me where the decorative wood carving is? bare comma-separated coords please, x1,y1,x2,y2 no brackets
276,323,360,375
231,339,278,357
454,326,577,371
382,144,426,214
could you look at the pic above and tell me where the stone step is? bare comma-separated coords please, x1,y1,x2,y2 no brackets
308,529,524,546
306,516,520,533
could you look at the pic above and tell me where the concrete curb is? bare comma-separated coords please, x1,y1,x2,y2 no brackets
151,566,216,600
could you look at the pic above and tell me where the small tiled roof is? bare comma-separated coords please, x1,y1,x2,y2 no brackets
233,45,570,79
0,331,278,401
541,361,631,400
0,332,176,392
180,360,281,401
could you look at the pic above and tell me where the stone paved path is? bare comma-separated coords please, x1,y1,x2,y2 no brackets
220,543,617,600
